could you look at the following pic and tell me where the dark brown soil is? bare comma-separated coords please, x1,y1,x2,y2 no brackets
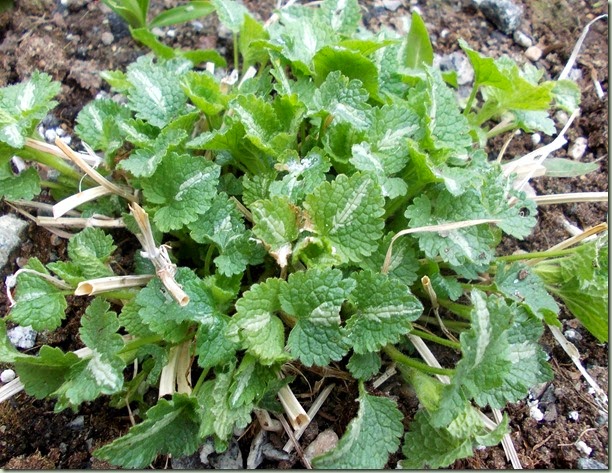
0,0,608,469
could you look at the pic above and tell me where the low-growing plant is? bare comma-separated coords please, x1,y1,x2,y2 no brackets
0,0,608,468
102,0,215,30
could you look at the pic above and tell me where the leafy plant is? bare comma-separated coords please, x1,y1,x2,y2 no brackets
0,0,607,469
102,0,215,30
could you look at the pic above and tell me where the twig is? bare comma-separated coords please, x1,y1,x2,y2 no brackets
558,14,608,81
372,363,397,389
276,413,312,469
533,192,608,206
283,384,335,453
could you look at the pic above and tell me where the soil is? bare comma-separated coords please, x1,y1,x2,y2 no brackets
0,0,608,469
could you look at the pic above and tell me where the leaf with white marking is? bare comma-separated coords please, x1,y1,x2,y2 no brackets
304,172,385,264
142,152,220,231
347,270,423,353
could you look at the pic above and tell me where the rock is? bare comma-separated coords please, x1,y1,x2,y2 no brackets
1,369,16,383
575,441,592,456
513,30,533,48
543,403,558,422
67,415,85,430
303,429,339,463
525,46,543,62
569,137,588,160
108,12,131,40
531,133,541,145
577,458,608,469
555,110,569,126
568,410,580,422
7,325,37,350
210,439,243,469
262,443,291,462
478,0,523,34
540,384,557,405
100,32,114,46
434,52,474,86
383,0,403,11
246,430,267,469
0,215,28,270
199,438,216,466
171,452,203,469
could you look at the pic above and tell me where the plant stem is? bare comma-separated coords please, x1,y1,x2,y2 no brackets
192,368,210,396
462,85,479,116
39,179,65,190
486,121,517,139
495,247,578,263
384,344,454,377
410,328,461,350
119,334,162,356
233,32,240,74
203,244,215,277
18,146,82,182
461,282,496,292
437,299,472,320
420,314,469,330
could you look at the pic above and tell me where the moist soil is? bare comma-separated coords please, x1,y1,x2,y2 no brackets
0,0,608,469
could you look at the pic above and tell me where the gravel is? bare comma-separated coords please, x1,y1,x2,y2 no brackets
7,325,37,350
477,0,523,35
0,214,28,270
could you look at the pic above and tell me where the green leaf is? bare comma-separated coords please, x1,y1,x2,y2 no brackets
0,71,60,148
312,71,371,129
312,383,403,469
142,152,220,231
459,39,512,91
119,299,156,338
347,270,422,353
14,346,79,398
268,148,330,204
281,268,355,366
0,318,21,362
66,227,116,280
226,278,289,365
542,157,599,178
319,0,361,35
8,272,67,331
313,46,379,98
535,237,608,342
251,196,300,268
347,351,381,381
180,71,227,116
401,408,509,469
74,99,131,153
53,298,126,410
118,127,188,178
125,56,190,128
94,394,201,468
552,79,581,113
101,0,148,29
212,0,248,32
228,354,279,408
149,1,215,28
0,162,41,200
513,110,556,135
304,172,385,264
362,232,419,286
239,14,269,68
196,314,238,369
495,262,559,320
404,11,433,69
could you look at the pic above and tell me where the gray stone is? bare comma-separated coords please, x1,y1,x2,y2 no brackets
210,439,243,469
478,0,523,34
513,30,533,48
577,458,608,469
0,215,28,270
303,429,339,463
383,0,403,11
434,52,474,86
525,45,543,62
171,452,203,469
246,430,267,469
569,137,588,160
199,438,216,466
100,31,114,45
67,415,85,430
7,325,37,349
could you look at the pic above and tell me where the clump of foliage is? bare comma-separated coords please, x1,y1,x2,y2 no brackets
0,0,607,468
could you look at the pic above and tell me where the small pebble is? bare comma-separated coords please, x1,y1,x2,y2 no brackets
383,0,403,11
555,110,569,126
525,46,543,62
513,30,533,48
191,21,204,31
569,137,588,160
199,439,215,466
577,458,608,469
44,128,57,142
166,29,176,38
151,27,164,37
101,31,114,46
1,369,16,383
7,325,37,349
67,415,85,430
575,440,592,456
543,404,558,422
568,410,580,421
304,429,339,463
210,439,243,469
528,400,544,421
564,329,583,341
531,133,541,145
478,0,523,34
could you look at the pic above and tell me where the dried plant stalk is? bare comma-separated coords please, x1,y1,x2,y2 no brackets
74,275,154,296
53,186,114,218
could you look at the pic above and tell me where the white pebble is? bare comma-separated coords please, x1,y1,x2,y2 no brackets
101,32,114,46
525,46,543,62
383,0,403,11
1,369,16,383
528,400,544,421
166,29,176,38
44,128,57,142
531,133,541,145
569,136,588,160
568,410,580,421
191,21,204,31
304,429,339,463
555,110,569,126
575,440,592,456
513,30,533,48
7,325,37,349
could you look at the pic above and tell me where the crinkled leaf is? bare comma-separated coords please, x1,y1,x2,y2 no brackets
362,232,419,286
0,163,41,200
196,314,238,369
180,70,227,116
313,46,379,98
312,383,403,469
66,227,116,280
0,71,60,148
513,110,556,135
125,56,190,128
94,394,201,468
281,268,355,366
552,79,581,113
304,172,385,264
212,0,248,32
226,278,289,365
142,152,220,231
228,354,279,408
401,409,509,469
14,346,79,398
75,98,131,153
269,148,330,204
347,270,422,353
347,351,382,381
251,196,300,268
8,272,67,331
312,71,371,129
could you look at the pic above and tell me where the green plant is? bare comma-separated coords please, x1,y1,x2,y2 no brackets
0,0,608,469
102,0,214,30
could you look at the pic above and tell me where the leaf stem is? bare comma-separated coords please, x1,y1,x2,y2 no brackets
384,344,454,376
494,247,578,263
410,328,461,350
437,299,472,320
18,147,82,182
462,85,479,116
